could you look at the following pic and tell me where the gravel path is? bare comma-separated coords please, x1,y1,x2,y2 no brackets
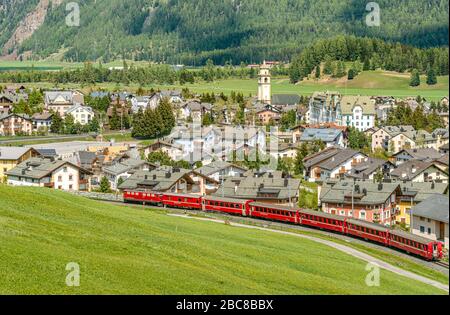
168,214,449,293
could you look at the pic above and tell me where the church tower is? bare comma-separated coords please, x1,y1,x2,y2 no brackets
258,61,271,104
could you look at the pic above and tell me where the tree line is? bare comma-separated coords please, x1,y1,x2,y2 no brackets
289,36,449,83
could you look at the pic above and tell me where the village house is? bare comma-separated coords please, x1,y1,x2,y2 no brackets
195,160,247,182
0,113,33,136
65,104,95,125
44,91,84,116
371,125,415,152
299,128,345,147
256,105,282,124
102,157,157,190
320,180,401,225
303,147,367,182
67,151,106,185
0,147,40,180
291,123,347,144
31,112,53,132
140,140,185,162
118,166,219,196
180,101,213,121
392,148,443,165
0,92,26,111
390,160,448,183
345,157,394,180
213,171,301,205
394,181,449,227
411,194,449,249
308,91,342,125
6,157,92,191
267,143,298,160
340,95,376,132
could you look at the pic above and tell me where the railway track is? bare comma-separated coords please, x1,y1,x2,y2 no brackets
96,198,449,275
434,261,449,269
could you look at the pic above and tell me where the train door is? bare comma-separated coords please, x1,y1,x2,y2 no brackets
201,198,206,211
432,243,439,259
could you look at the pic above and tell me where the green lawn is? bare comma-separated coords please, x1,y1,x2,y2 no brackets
1,68,447,101
0,185,445,295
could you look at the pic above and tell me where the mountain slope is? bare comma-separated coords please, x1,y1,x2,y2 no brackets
3,0,450,64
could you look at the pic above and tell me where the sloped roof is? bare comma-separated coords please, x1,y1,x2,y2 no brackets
300,128,342,143
346,158,391,179
394,148,443,162
0,147,35,160
411,194,449,223
391,160,446,180
320,181,400,205
6,157,91,179
103,158,153,176
118,166,216,190
213,175,300,201
196,160,247,176
340,96,375,115
271,94,301,106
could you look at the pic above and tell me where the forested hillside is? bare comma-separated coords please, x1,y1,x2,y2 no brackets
0,0,40,53
5,0,448,65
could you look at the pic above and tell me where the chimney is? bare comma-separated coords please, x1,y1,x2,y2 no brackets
411,165,417,174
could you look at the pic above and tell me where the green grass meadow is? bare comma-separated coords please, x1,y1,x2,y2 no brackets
0,185,445,295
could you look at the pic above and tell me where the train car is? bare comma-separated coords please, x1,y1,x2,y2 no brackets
161,193,203,210
248,202,299,224
389,229,443,260
123,190,162,205
346,218,389,245
298,209,346,233
203,196,250,216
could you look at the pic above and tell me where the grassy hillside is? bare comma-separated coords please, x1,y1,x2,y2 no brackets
2,68,447,101
0,185,445,294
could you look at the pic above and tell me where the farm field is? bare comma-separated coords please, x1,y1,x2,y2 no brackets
0,185,445,295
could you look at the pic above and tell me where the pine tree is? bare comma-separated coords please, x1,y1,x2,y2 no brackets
347,68,356,80
64,114,75,134
109,105,121,130
323,55,333,75
50,111,63,134
409,69,420,87
99,176,112,193
315,65,321,79
426,66,437,85
157,97,176,135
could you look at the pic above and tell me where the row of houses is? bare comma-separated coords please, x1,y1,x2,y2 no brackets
307,91,449,131
0,143,302,205
318,178,449,247
368,125,449,154
303,146,449,183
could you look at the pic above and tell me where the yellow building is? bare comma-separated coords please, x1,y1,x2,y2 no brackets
395,182,449,227
0,147,40,181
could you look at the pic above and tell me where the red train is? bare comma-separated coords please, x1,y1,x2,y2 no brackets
123,190,443,261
